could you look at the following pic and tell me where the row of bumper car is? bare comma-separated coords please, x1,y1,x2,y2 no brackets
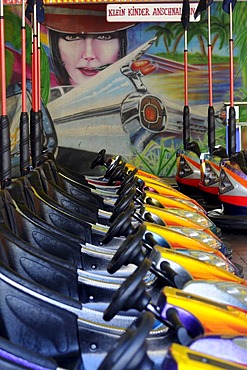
0,148,247,370
176,145,247,230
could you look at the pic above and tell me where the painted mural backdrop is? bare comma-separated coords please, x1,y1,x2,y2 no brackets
4,2,247,176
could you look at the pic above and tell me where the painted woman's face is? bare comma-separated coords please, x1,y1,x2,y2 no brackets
58,33,121,86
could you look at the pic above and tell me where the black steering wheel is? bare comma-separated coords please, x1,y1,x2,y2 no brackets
103,259,152,322
120,167,138,189
98,312,155,370
116,177,139,197
107,224,146,274
102,203,135,245
105,155,123,178
90,149,107,169
109,189,136,222
106,162,126,184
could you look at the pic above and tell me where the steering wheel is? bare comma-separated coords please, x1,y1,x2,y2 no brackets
102,203,136,245
116,176,139,197
109,190,136,222
103,259,152,322
99,312,154,370
105,155,123,178
106,162,126,184
120,167,138,189
107,224,146,274
98,312,155,370
115,177,138,201
90,149,107,169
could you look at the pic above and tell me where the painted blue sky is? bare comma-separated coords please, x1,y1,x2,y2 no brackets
126,2,240,58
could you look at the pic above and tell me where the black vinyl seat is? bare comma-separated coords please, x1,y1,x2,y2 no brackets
0,226,80,300
5,179,94,244
35,164,102,222
0,259,163,370
45,156,105,208
0,260,82,370
0,189,84,267
211,146,228,158
0,221,126,304
186,141,201,158
0,336,58,370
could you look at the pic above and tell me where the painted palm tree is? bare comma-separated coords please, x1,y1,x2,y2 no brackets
232,2,247,121
4,6,50,105
210,13,230,53
3,7,16,86
233,2,247,88
186,19,208,56
170,16,208,56
170,22,184,53
146,23,174,52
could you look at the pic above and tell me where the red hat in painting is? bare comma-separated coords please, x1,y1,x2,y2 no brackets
44,4,135,34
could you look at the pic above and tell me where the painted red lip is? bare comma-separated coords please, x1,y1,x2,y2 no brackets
78,68,99,77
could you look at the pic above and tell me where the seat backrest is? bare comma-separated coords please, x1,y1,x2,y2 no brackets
0,231,79,300
211,146,228,159
0,190,83,268
24,172,93,244
187,141,201,158
37,164,99,222
230,150,247,175
0,336,58,370
0,260,82,368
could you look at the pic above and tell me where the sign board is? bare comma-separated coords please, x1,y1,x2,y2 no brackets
107,3,200,22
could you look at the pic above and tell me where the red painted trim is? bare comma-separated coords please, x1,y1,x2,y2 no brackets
176,176,200,187
198,183,219,195
219,195,247,207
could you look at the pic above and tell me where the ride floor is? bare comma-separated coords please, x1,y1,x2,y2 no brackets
224,231,247,277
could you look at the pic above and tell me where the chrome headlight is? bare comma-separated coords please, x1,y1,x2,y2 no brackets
175,198,206,214
177,156,193,178
166,208,215,230
178,249,236,274
201,161,219,186
219,167,234,195
169,227,222,250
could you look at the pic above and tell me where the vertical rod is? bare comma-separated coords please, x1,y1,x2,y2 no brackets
30,1,42,167
32,3,38,113
0,0,6,116
227,2,236,156
184,29,188,107
0,0,11,187
207,7,213,107
20,0,30,175
183,28,190,149
21,0,27,113
229,4,234,108
207,5,215,153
